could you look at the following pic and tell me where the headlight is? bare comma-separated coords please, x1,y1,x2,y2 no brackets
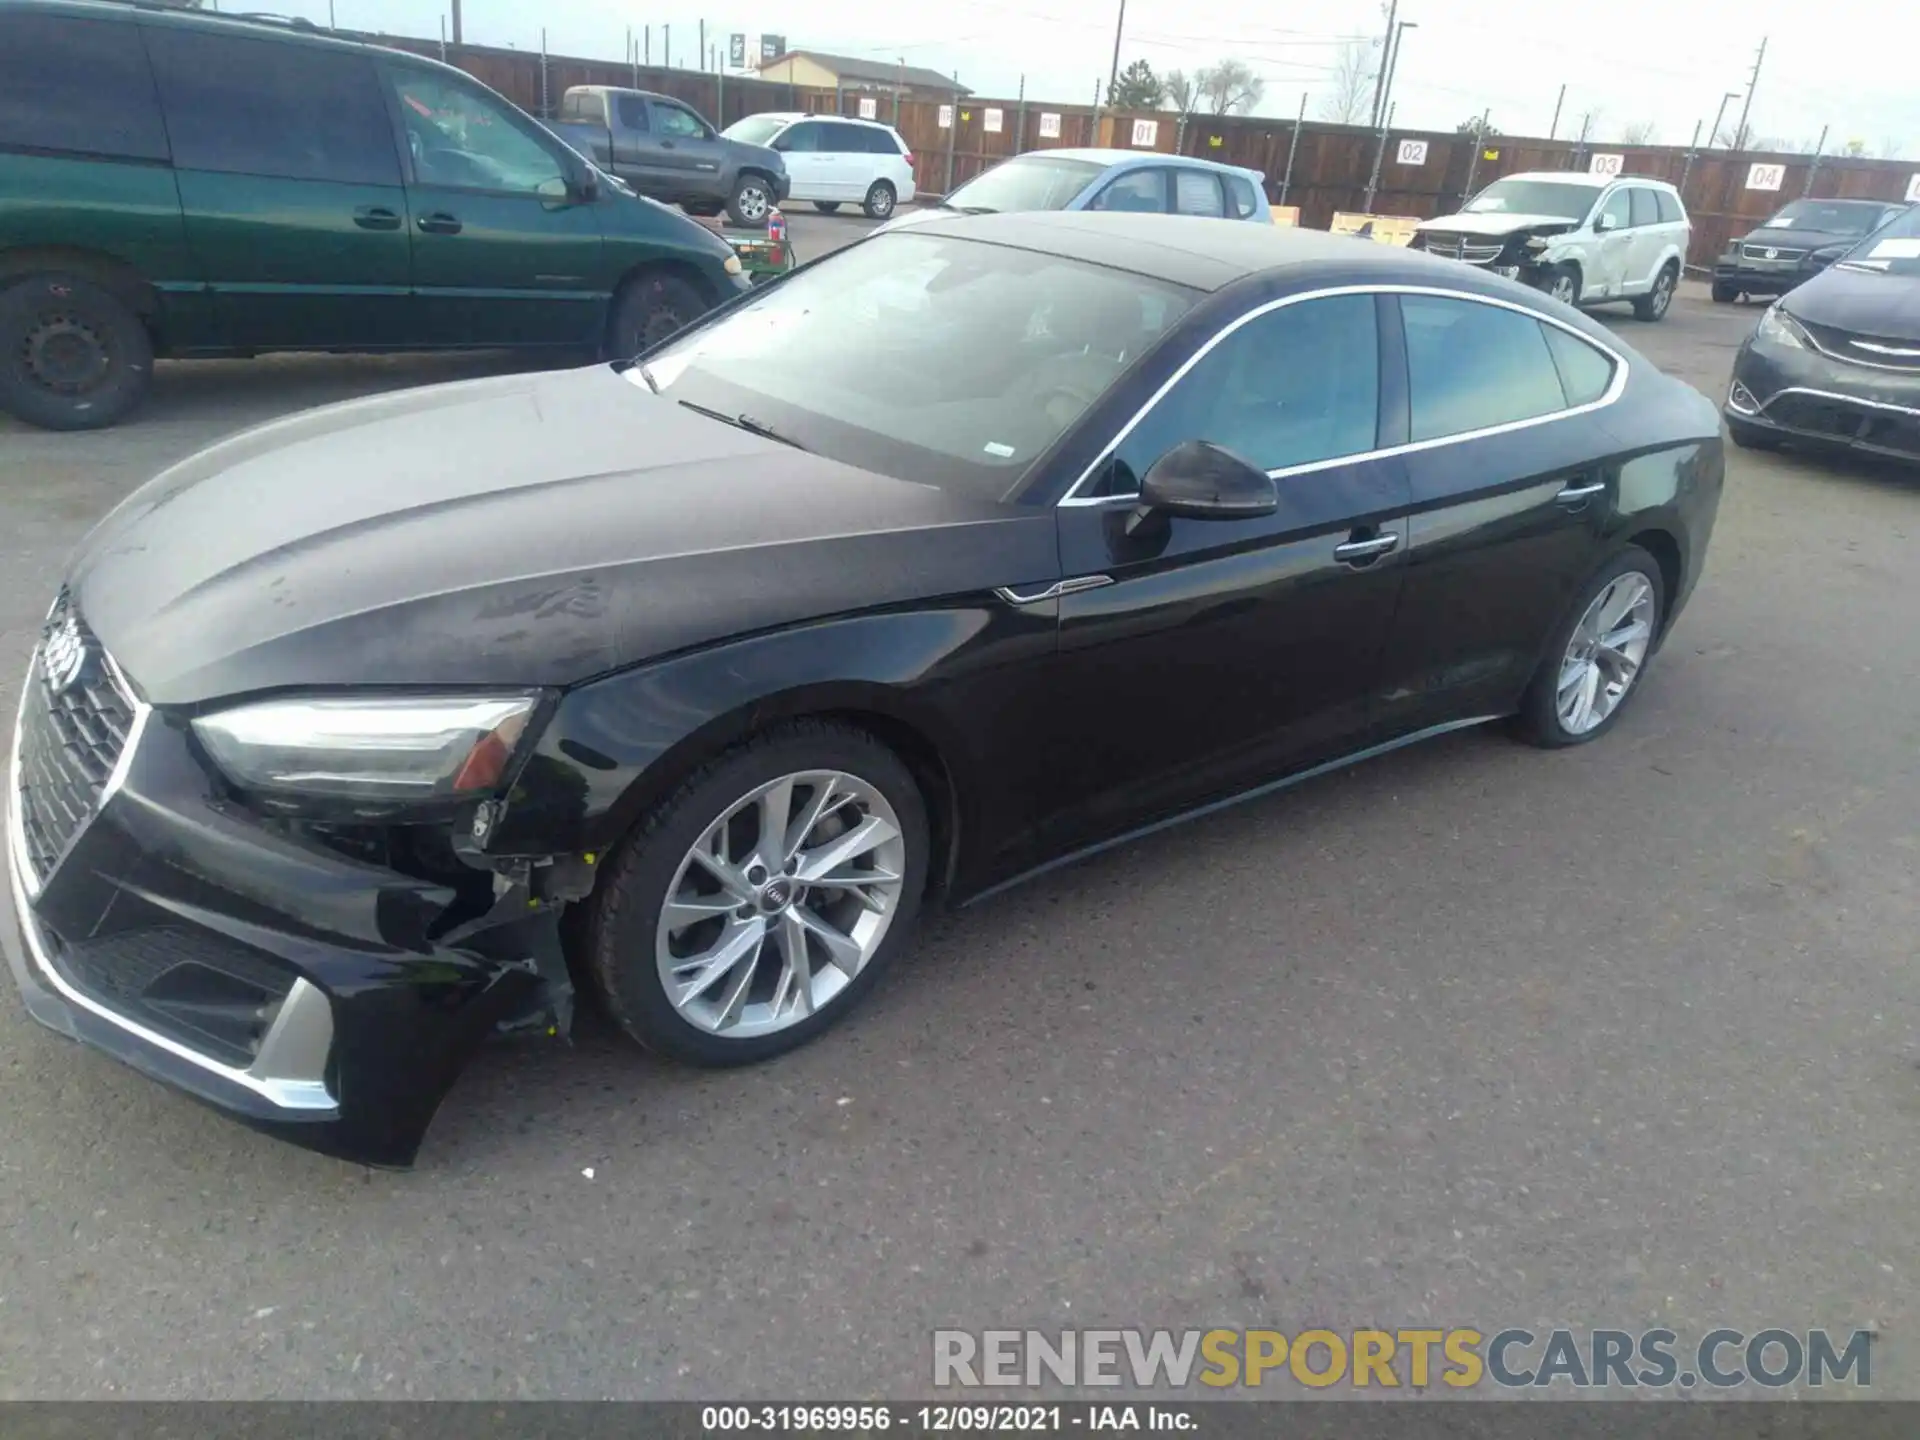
192,695,539,803
1754,303,1807,351
723,253,744,276
1524,234,1551,251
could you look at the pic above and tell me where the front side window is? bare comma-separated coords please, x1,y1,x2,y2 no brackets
1173,170,1226,217
146,30,398,184
1100,294,1381,493
0,12,168,162
638,231,1197,496
944,155,1103,212
654,103,708,139
1089,169,1167,213
1401,295,1573,442
389,70,565,193
1598,189,1633,231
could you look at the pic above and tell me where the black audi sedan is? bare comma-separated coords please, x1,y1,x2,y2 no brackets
1712,197,1910,303
3,213,1724,1166
1725,202,1920,462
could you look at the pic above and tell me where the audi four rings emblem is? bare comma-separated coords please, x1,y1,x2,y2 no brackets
42,615,86,694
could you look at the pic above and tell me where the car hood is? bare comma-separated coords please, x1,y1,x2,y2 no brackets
68,366,1054,707
1416,211,1580,237
1784,263,1920,340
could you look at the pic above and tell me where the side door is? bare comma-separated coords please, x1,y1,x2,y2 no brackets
141,26,412,351
1373,292,1624,737
1624,186,1664,291
648,97,729,196
607,92,667,190
382,62,607,349
819,121,875,200
1587,186,1636,299
1082,167,1170,213
772,119,831,200
1036,291,1414,853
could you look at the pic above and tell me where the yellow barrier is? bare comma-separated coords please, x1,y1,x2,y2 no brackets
1269,205,1301,227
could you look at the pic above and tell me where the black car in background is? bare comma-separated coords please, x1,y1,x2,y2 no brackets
4,215,1724,1166
1712,197,1910,302
1725,203,1920,462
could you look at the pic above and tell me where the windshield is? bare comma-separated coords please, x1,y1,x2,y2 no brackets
1462,179,1599,221
638,231,1197,496
1761,199,1894,234
944,156,1105,213
722,115,789,147
1836,204,1920,277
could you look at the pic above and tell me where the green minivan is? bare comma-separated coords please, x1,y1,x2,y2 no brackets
0,0,751,429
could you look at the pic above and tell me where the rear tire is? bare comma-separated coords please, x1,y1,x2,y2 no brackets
1512,547,1666,749
726,173,774,227
862,180,897,220
1711,280,1739,303
1727,415,1781,451
0,272,153,431
604,270,707,361
813,201,842,214
1633,263,1678,321
585,719,930,1067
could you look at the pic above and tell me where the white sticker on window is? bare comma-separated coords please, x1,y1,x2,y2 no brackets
1869,238,1920,259
983,441,1017,457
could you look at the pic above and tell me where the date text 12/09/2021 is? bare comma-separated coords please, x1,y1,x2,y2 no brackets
702,1406,1194,1432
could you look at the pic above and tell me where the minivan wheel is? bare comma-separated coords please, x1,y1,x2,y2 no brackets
585,719,930,1067
862,181,897,220
1633,263,1678,321
0,273,153,431
813,201,842,214
727,174,773,227
604,271,707,361
1513,547,1666,749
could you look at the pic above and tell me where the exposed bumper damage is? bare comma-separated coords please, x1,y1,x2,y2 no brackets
1411,221,1578,289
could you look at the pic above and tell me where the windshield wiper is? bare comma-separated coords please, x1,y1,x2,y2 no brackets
676,399,808,450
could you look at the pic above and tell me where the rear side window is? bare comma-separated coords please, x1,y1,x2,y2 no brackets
1654,189,1684,224
146,30,399,185
1173,169,1226,217
1540,324,1616,407
1224,173,1261,218
0,13,168,162
826,122,878,153
614,95,648,130
1629,187,1658,227
1400,295,1569,441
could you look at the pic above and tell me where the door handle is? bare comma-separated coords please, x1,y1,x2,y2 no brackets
1555,480,1606,506
1332,531,1401,567
353,205,401,230
416,212,463,235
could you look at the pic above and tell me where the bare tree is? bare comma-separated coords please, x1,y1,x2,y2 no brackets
1197,58,1264,116
1620,120,1657,145
1319,39,1374,125
1714,118,1756,149
1880,136,1908,159
1163,69,1198,117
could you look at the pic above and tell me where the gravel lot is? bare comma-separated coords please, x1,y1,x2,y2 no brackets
1,213,1916,1400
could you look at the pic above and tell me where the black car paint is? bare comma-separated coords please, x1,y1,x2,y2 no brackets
1712,207,1902,297
6,219,1724,1165
1725,261,1920,461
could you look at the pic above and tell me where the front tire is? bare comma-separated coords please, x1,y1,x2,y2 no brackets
726,173,774,227
862,180,897,220
813,201,842,214
603,270,707,361
1540,263,1581,308
1711,280,1739,303
1633,263,1678,321
1513,547,1666,749
0,272,153,431
585,720,930,1067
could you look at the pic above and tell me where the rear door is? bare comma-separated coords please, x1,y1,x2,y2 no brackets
1170,167,1228,219
383,62,606,348
141,26,412,350
1083,167,1170,213
1626,186,1664,291
820,122,876,200
1374,292,1623,736
1038,291,1414,852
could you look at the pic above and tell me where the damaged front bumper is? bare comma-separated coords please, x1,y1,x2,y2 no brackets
3,642,573,1168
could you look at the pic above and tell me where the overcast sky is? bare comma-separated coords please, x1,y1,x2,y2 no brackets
285,0,1913,155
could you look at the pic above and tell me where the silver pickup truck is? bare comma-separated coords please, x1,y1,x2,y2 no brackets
550,86,789,227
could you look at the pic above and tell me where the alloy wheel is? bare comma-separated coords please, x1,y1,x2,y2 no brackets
1651,272,1674,316
1556,572,1655,735
655,770,907,1038
1550,272,1577,305
736,184,771,223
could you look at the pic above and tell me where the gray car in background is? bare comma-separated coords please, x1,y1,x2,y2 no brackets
551,85,789,227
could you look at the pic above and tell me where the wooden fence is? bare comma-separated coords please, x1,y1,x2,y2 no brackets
370,31,1918,269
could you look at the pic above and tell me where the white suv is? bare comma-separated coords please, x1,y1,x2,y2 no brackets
1413,171,1691,321
720,113,917,220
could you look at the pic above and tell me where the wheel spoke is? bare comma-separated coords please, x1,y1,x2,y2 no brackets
671,916,766,1012
754,774,797,868
663,894,743,930
794,813,899,884
795,906,865,978
712,932,765,1030
1595,576,1645,632
1600,617,1651,653
689,836,755,902
783,773,848,861
769,911,815,1020
1572,662,1601,730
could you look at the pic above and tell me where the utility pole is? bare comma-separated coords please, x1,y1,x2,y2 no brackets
1677,118,1702,201
1803,123,1829,196
449,0,461,45
1378,20,1416,133
1106,0,1128,103
664,24,671,68
699,22,706,76
1709,89,1738,148
1460,108,1490,203
1278,90,1306,204
1547,82,1565,141
1732,36,1767,151
895,57,904,125
1369,0,1399,130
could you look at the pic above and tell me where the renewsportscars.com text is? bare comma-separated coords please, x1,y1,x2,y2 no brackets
933,1327,1874,1391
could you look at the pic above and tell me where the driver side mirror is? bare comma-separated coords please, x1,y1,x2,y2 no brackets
1595,212,1620,234
1137,440,1277,522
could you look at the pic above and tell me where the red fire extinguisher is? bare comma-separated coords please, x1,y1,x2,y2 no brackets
766,207,786,266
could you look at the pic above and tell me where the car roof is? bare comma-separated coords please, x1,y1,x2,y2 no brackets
766,112,899,130
1496,169,1676,191
1038,146,1257,174
897,210,1487,292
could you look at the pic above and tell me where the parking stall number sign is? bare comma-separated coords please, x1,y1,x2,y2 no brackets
858,97,878,120
1396,139,1428,166
1131,118,1159,147
1589,153,1624,177
1746,162,1786,191
1038,112,1061,139
938,104,953,129
1907,173,1920,203
984,108,1003,134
